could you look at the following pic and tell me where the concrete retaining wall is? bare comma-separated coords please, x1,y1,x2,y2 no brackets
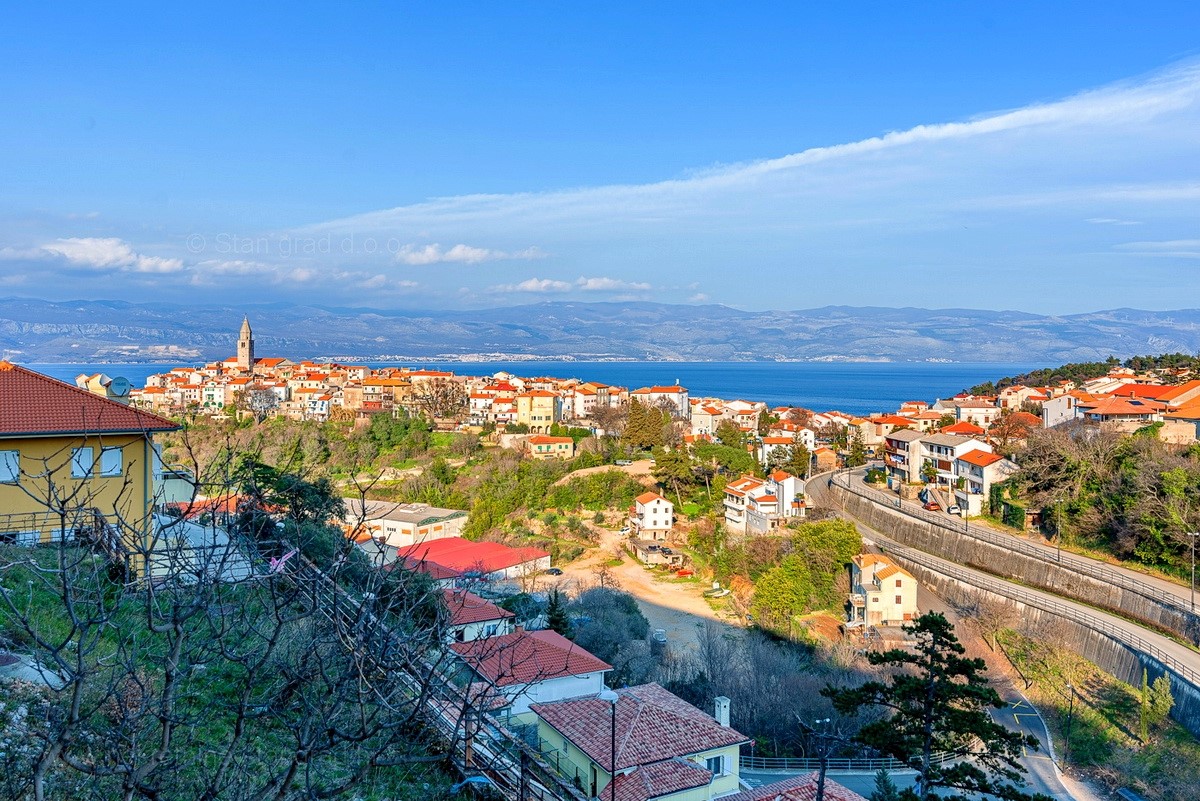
823,483,1200,644
890,552,1200,739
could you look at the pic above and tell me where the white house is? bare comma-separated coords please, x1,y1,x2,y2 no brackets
450,628,611,721
953,450,1021,516
918,433,992,487
631,491,674,540
631,385,690,418
849,553,919,627
724,475,771,533
443,588,515,643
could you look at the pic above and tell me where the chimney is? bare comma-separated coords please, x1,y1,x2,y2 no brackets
514,624,525,634
714,696,730,727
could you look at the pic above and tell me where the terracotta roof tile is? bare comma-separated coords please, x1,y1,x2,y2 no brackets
0,362,178,437
451,629,610,686
724,771,868,801
531,683,747,771
442,589,513,626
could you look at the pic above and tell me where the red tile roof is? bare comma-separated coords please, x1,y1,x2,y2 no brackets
528,435,573,444
451,629,610,686
957,450,1005,468
941,421,986,435
0,361,179,437
635,492,666,505
531,683,748,772
725,772,868,801
397,537,549,574
611,758,712,801
442,589,513,626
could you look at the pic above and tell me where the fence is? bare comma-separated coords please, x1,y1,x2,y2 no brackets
831,471,1198,621
251,537,589,801
739,751,955,773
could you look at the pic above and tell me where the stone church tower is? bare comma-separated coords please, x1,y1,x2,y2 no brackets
237,316,255,372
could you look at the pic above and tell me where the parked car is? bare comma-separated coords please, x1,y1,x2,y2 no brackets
615,459,633,466
923,501,941,512
544,567,563,576
619,526,631,535
947,504,961,515
646,544,660,552
660,547,674,555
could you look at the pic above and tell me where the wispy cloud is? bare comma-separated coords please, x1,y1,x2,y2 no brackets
488,277,574,293
488,276,653,294
2,237,184,273
1086,217,1142,226
394,242,545,265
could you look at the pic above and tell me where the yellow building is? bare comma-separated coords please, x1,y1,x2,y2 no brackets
0,362,179,565
531,684,748,801
515,390,561,433
525,434,575,460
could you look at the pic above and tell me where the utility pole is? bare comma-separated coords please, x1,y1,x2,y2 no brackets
1055,496,1063,564
1188,532,1198,611
1064,683,1075,769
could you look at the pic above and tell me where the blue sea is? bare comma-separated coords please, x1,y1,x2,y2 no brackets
30,360,1043,416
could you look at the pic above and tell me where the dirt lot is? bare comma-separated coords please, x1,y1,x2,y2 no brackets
551,522,744,652
551,459,656,486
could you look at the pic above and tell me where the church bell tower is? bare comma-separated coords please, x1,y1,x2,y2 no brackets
237,316,255,372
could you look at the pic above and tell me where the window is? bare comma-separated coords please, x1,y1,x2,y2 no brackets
0,450,18,483
71,447,94,478
895,579,903,588
705,755,726,776
100,446,123,477
895,595,903,604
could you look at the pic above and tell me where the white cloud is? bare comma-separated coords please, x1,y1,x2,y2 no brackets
688,293,710,302
1085,217,1142,226
488,276,654,294
394,242,545,265
1113,239,1200,258
575,276,652,291
489,278,574,293
4,237,185,273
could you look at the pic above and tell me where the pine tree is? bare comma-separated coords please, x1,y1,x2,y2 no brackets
870,769,901,801
546,588,572,638
847,429,868,468
824,613,1050,801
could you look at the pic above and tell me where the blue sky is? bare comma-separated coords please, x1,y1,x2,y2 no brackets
1,2,1198,313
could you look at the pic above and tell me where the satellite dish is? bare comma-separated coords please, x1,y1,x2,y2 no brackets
109,376,132,397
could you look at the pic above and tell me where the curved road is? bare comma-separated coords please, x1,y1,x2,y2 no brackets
842,466,1200,625
810,474,1200,801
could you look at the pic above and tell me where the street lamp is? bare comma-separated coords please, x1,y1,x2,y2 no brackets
599,689,619,801
1188,532,1199,611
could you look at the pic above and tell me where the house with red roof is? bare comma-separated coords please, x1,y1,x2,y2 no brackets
723,475,771,533
397,537,550,581
531,683,749,801
0,361,179,565
524,434,576,460
451,628,611,719
953,450,1020,516
443,588,514,643
850,553,918,626
630,491,674,540
631,385,690,418
515,390,563,432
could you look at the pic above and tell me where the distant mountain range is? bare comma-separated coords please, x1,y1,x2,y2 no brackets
2,297,1200,364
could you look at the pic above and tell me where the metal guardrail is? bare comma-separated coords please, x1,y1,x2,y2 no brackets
876,537,1200,690
832,471,1198,621
739,751,955,773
